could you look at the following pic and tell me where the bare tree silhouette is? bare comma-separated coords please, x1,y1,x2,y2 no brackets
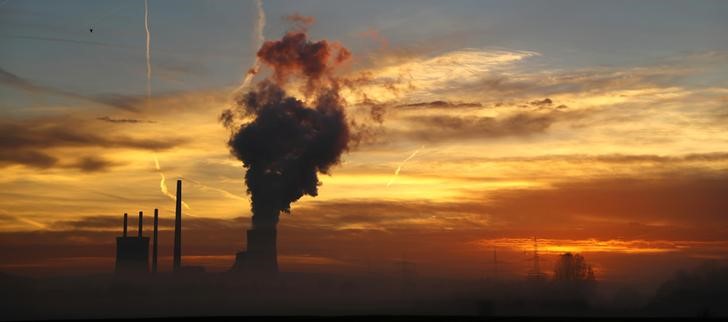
553,253,596,283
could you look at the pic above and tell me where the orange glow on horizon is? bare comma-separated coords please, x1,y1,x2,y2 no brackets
471,238,728,254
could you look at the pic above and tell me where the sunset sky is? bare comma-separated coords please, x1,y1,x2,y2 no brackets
1,0,727,288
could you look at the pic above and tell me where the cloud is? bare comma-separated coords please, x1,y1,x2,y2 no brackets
0,149,58,169
3,167,728,276
0,119,184,150
476,172,728,240
96,116,155,124
398,111,561,142
450,152,728,165
343,48,539,102
0,117,187,169
530,98,553,107
0,67,140,112
346,47,715,111
65,156,120,173
53,214,240,231
397,100,483,108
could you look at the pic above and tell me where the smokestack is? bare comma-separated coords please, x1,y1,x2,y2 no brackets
173,179,182,271
152,208,158,273
123,213,128,237
138,211,143,238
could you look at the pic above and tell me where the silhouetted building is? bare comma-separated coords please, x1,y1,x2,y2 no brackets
115,211,149,274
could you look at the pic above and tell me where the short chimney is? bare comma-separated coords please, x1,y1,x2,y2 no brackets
123,213,128,237
138,211,143,238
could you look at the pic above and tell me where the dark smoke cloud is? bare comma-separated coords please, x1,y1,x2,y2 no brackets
223,26,352,229
256,30,351,92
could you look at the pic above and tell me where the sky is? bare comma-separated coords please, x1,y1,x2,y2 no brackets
1,0,727,289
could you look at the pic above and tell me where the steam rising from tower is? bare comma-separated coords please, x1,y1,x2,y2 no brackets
223,19,352,273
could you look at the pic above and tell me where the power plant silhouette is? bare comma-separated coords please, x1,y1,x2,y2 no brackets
114,179,276,275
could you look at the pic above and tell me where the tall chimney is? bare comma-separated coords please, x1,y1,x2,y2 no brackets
138,211,143,238
152,208,158,273
123,213,128,237
173,179,182,271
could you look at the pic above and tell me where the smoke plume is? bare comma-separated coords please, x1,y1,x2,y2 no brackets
222,24,352,230
256,30,351,93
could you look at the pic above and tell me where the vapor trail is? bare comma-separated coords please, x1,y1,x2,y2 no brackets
17,217,47,229
184,177,248,201
387,146,424,187
153,155,190,209
236,0,265,92
144,0,151,98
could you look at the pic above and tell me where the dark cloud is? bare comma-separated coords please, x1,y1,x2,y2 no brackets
0,149,58,168
0,117,187,169
398,100,483,108
96,116,155,124
65,156,119,173
0,119,184,150
530,98,552,107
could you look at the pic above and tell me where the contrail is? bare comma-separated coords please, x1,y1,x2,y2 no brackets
183,177,248,201
144,0,152,98
236,0,265,92
17,217,47,229
153,155,190,209
387,146,424,187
